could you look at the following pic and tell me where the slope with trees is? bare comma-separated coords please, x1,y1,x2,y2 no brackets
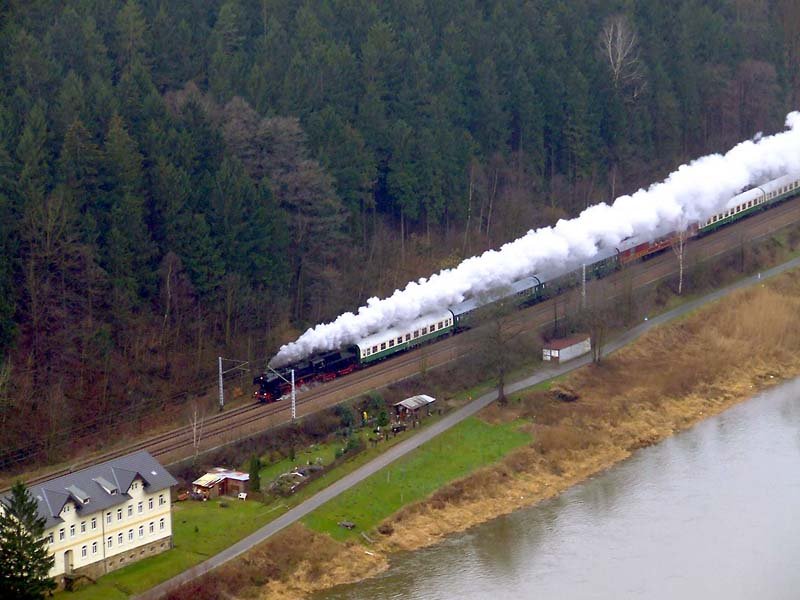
0,0,795,467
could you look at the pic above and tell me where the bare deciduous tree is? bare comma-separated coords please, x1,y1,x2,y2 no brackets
188,399,207,465
598,15,646,99
671,220,689,295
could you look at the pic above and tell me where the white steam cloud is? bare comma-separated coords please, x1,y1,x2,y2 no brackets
271,112,800,367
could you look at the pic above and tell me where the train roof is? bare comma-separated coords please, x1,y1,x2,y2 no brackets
758,173,800,195
724,186,764,209
354,309,453,350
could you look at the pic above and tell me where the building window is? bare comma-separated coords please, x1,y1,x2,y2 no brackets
132,482,138,490
70,525,75,537
91,517,97,530
117,508,123,520
138,525,144,538
59,528,65,541
80,521,86,533
106,512,112,524
81,545,87,558
158,494,165,507
149,522,154,533
63,504,70,513
92,541,97,554
159,518,165,531
137,501,143,514
128,505,133,517
107,536,113,548
128,529,134,541
118,533,123,545
47,532,54,544
148,498,153,510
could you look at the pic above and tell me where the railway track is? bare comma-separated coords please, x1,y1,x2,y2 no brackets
8,195,800,490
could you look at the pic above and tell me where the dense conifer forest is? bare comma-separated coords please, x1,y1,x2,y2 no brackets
0,0,797,464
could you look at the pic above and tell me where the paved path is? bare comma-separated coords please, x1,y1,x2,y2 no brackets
135,256,800,600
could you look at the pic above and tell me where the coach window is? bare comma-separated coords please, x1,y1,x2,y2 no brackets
438,321,443,329
397,337,402,345
405,334,411,341
388,340,394,347
372,345,377,353
413,331,419,338
422,327,427,335
380,342,386,350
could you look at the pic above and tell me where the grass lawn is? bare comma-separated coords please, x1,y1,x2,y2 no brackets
302,416,531,541
59,500,277,600
255,437,351,485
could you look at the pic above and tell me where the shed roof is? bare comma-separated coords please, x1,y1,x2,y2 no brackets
394,394,436,410
543,334,590,351
3,450,177,530
192,469,249,488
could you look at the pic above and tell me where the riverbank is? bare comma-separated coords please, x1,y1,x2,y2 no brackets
205,267,800,600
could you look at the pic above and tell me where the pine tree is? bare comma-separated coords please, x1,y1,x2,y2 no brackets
248,455,261,493
0,481,55,598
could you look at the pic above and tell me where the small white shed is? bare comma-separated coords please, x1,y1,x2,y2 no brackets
542,334,591,364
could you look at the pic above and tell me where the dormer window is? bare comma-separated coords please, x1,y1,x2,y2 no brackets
93,476,118,495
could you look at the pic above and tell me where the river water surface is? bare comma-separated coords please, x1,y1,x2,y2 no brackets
317,378,800,600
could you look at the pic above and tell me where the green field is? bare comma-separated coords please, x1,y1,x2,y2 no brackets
302,417,531,540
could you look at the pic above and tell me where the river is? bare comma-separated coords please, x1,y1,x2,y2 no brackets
317,378,800,600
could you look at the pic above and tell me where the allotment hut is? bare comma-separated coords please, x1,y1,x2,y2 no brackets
393,394,436,421
191,468,249,499
542,334,591,364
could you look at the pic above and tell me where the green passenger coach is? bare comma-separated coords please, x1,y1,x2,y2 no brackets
354,310,454,364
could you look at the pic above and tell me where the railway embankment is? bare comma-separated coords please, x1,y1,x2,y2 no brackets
168,265,800,600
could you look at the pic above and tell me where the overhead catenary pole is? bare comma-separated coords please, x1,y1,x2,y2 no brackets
291,369,296,421
581,263,587,308
218,356,224,410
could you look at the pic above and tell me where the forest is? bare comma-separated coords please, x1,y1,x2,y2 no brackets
0,0,797,465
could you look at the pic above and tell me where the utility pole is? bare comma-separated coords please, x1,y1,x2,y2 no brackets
218,356,224,410
581,263,587,309
265,365,297,422
217,357,249,411
291,369,296,421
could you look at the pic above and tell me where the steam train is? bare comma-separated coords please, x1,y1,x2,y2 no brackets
254,172,800,402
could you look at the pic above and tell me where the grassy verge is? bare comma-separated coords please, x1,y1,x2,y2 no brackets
302,417,531,541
